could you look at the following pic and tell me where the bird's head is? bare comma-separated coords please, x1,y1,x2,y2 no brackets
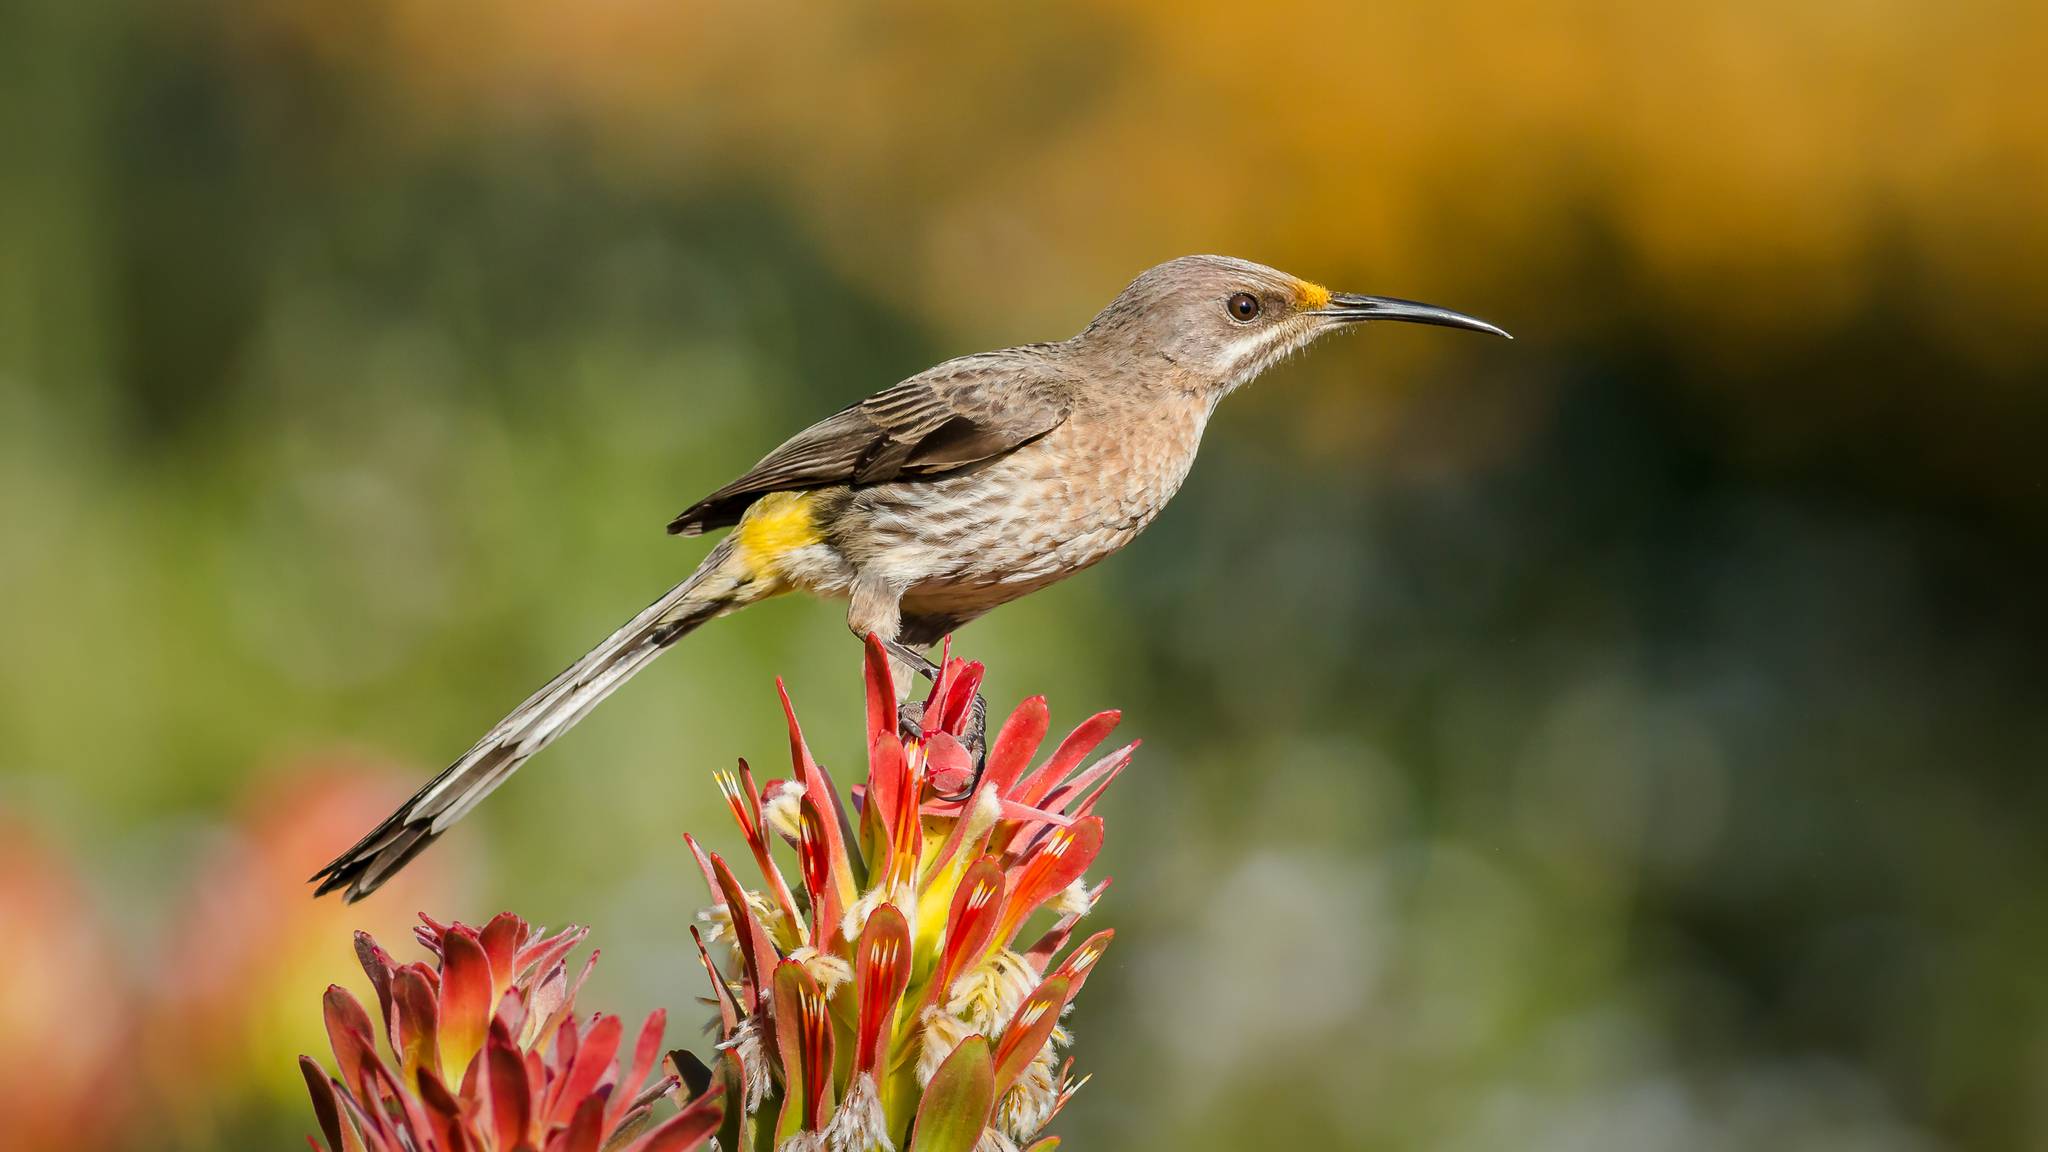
1076,254,1509,396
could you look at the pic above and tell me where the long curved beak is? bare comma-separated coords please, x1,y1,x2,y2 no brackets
1313,293,1512,339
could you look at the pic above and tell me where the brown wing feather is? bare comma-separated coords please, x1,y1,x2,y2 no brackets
666,348,1072,535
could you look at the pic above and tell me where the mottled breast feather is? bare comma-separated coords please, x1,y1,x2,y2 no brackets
665,346,1074,535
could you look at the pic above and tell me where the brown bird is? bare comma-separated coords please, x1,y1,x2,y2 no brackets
312,254,1508,900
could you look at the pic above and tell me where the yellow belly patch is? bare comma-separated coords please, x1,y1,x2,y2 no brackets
736,491,823,578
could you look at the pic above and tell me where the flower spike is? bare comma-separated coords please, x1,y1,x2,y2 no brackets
678,645,1126,1151
302,919,719,1152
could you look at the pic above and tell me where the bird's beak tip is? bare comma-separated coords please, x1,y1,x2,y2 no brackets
1322,293,1512,341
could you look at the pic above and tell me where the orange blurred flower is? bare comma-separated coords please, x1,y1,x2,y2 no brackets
0,823,128,1152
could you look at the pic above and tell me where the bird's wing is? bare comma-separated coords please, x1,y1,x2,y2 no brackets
667,348,1073,535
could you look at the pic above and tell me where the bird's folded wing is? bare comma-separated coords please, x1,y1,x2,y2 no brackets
666,349,1073,535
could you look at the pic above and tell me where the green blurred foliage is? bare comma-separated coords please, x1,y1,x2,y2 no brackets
1,1,2044,1149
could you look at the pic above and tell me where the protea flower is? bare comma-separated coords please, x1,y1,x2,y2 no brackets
684,637,1128,1152
300,912,721,1152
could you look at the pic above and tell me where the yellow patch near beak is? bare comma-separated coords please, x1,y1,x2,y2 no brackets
1295,279,1332,311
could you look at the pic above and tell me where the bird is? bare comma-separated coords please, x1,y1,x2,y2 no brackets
311,254,1508,901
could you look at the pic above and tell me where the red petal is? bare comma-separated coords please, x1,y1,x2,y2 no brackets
391,964,441,1088
771,961,835,1132
862,732,902,876
726,761,804,931
992,977,1070,1096
994,817,1104,947
322,985,380,1104
610,1010,667,1128
852,905,911,1075
300,1056,347,1152
708,850,779,1015
1011,711,1122,809
981,696,1049,795
1038,743,1137,818
620,1089,724,1152
776,677,817,788
862,633,896,754
909,1034,993,1152
438,927,494,1084
1048,930,1114,1004
479,913,527,1002
548,1013,621,1127
552,1095,605,1152
932,660,984,735
415,1068,470,1152
688,926,739,1037
926,857,1006,1011
365,1056,437,1152
485,1031,533,1151
796,796,843,950
923,732,976,798
353,932,399,1052
512,924,588,985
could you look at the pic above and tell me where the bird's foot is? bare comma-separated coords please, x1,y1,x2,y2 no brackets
877,635,988,799
897,698,928,747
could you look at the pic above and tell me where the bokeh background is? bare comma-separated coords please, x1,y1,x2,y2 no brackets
4,1,2046,1148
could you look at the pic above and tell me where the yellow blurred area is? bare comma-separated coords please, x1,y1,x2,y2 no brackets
252,0,2047,347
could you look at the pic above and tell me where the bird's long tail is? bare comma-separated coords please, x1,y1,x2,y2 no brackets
312,538,759,902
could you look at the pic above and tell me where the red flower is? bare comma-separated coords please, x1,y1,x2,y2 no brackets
302,913,721,1152
686,638,1128,1152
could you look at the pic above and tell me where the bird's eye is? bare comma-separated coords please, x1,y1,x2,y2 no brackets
1226,292,1261,321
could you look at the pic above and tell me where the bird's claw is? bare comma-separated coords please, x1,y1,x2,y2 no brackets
897,698,927,746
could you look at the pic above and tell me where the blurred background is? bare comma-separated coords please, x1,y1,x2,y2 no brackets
3,1,2045,1148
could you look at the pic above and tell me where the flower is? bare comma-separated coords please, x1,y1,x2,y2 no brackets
684,637,1129,1152
0,823,129,1152
300,912,722,1152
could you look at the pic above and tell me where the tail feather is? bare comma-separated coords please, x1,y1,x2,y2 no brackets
312,540,752,901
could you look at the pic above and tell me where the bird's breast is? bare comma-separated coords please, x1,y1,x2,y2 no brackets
854,404,1209,609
